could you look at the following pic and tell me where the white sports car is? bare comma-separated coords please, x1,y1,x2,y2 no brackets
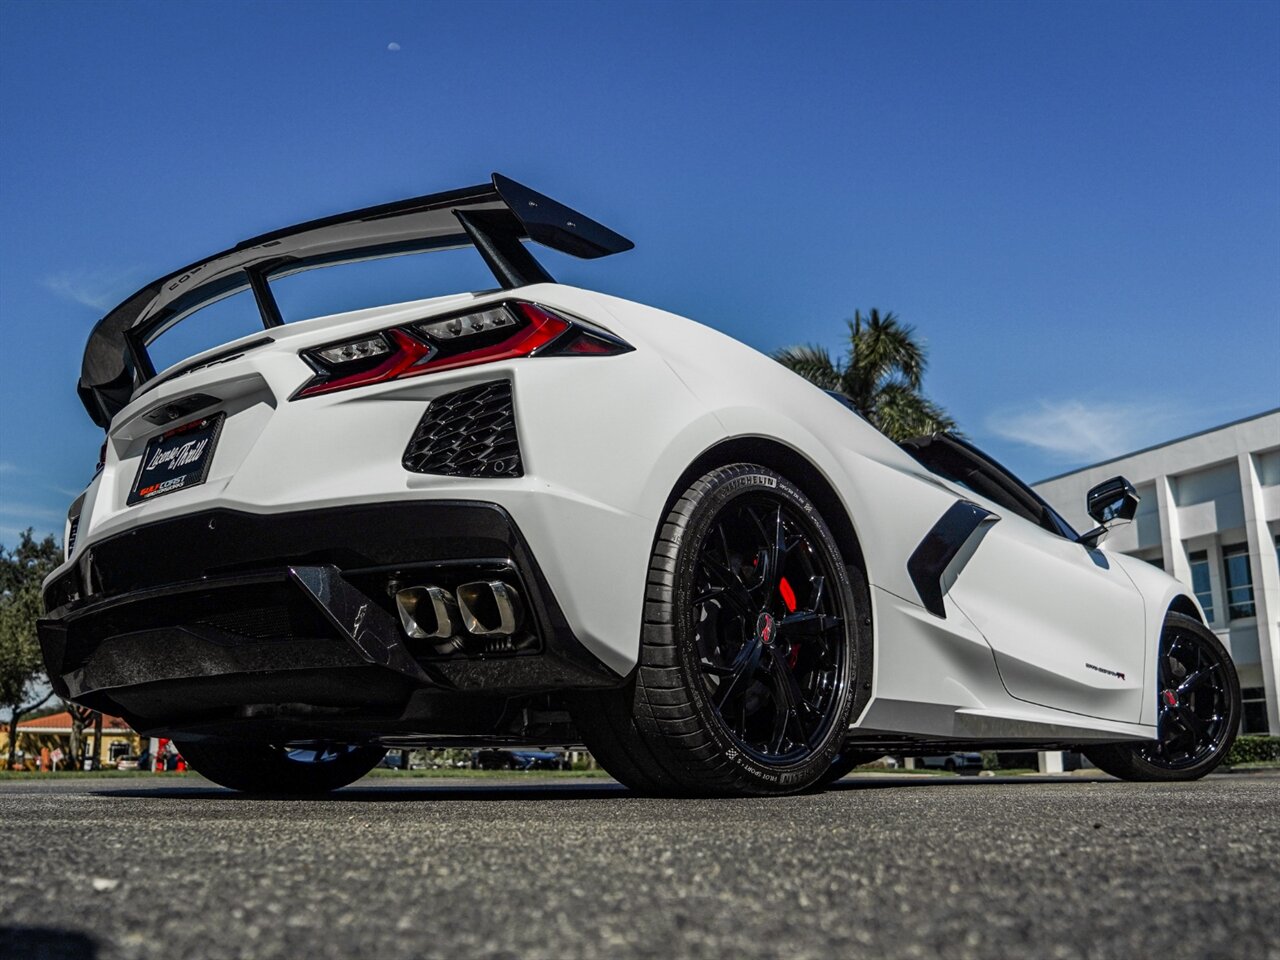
39,175,1240,794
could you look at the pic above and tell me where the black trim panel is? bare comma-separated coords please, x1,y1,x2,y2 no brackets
38,501,624,734
906,500,996,618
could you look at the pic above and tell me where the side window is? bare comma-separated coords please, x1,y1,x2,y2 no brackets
900,436,1075,538
146,289,265,376
1221,544,1256,619
1187,550,1215,623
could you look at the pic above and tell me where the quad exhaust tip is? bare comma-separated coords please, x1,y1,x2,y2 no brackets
394,585,457,640
456,580,523,637
394,580,524,643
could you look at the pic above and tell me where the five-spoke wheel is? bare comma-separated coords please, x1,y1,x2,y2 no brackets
1084,612,1240,781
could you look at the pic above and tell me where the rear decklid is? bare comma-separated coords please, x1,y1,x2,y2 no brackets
78,173,633,428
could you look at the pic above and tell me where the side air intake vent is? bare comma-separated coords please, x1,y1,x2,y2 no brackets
402,380,523,478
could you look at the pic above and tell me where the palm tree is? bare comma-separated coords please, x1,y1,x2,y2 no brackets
774,309,958,441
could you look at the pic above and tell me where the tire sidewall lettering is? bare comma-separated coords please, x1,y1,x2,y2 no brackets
671,466,857,787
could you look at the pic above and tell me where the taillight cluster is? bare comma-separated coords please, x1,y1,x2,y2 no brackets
293,301,630,399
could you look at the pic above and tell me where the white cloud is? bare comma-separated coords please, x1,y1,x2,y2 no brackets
387,41,401,51
985,398,1187,464
42,267,139,312
0,502,64,523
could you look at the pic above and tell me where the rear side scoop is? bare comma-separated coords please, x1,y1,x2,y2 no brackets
906,500,998,618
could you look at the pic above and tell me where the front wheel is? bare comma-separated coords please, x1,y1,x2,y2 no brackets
571,464,861,797
1084,612,1240,781
176,739,386,794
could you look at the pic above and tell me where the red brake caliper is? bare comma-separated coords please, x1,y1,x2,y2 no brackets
779,577,800,667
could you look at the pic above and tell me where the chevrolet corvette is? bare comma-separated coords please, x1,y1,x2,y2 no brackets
38,174,1240,794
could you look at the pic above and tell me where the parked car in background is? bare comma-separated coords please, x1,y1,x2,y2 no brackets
469,749,569,770
509,750,569,771
471,749,515,771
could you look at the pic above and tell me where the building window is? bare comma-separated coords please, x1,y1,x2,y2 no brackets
1188,550,1215,622
1241,687,1270,735
1221,543,1256,619
1142,555,1165,570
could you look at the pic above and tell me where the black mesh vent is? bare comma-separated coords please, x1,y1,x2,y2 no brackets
195,604,301,641
67,516,79,556
403,380,523,478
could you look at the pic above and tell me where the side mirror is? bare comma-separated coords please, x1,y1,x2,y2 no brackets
1080,476,1139,548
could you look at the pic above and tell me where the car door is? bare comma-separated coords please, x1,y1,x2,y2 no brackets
901,436,1148,724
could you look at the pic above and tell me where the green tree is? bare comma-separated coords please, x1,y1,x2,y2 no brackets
1,529,61,770
774,308,958,441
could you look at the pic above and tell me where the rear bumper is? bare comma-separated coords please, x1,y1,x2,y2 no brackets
38,500,622,737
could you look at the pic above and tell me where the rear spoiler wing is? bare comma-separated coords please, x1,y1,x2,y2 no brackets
77,173,633,427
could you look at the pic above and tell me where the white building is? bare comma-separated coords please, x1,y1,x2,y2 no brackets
1033,408,1280,735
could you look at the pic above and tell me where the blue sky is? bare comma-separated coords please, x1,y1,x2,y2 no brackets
1,0,1278,544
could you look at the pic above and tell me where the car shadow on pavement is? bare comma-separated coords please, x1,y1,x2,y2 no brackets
0,926,98,960
90,774,1109,802
826,774,1110,790
92,781,632,802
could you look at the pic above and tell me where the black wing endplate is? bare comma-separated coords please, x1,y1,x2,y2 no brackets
78,173,633,427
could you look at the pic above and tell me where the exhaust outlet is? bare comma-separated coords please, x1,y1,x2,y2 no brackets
456,581,524,636
394,585,458,641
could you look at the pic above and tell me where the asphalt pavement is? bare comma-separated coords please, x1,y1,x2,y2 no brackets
1,770,1276,960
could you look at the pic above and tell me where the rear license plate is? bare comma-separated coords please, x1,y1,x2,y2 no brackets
127,412,225,506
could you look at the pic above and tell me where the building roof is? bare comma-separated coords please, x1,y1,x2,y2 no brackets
16,711,132,733
1035,407,1280,485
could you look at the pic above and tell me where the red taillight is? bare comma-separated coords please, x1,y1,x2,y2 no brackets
295,330,432,398
541,326,629,356
292,301,629,399
412,302,568,376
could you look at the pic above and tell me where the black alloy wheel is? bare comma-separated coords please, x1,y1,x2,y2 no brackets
570,464,863,796
1138,618,1237,770
690,493,848,763
1083,612,1240,781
